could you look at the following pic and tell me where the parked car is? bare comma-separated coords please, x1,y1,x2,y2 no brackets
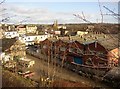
18,71,35,78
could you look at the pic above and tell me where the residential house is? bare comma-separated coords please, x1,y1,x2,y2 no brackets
4,31,19,38
17,25,26,35
87,25,94,30
1,24,8,31
19,34,51,45
0,52,11,64
76,31,88,36
26,25,37,34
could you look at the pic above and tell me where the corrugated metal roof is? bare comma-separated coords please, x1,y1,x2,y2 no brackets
46,34,118,51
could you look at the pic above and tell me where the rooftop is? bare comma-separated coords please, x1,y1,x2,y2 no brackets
47,33,118,51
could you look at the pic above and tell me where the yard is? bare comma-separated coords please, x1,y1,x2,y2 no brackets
26,54,113,88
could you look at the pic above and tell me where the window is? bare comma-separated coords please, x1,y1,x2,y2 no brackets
98,61,106,66
85,58,93,65
77,49,83,54
69,48,73,52
60,47,66,51
69,48,77,53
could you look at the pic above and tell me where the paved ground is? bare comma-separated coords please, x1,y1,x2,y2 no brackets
26,54,113,88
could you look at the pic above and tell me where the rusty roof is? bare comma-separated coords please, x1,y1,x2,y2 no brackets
46,34,118,51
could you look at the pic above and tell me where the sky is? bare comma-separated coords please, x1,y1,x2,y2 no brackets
0,0,119,24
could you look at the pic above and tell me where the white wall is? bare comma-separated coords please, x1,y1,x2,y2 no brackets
20,34,52,45
4,31,19,38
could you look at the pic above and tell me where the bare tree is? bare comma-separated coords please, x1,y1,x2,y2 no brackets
73,13,92,23
0,0,5,5
98,0,103,23
103,6,120,20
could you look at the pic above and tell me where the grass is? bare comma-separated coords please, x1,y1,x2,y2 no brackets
2,69,37,87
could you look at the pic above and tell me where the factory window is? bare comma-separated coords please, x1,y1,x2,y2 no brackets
60,47,66,51
69,48,77,53
77,49,83,54
85,58,93,65
98,52,105,58
98,61,106,66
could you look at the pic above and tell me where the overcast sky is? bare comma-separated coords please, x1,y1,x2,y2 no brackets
0,0,119,24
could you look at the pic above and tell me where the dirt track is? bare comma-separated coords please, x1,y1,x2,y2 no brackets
26,54,113,88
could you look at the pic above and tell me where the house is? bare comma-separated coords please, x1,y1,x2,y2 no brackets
16,25,26,35
26,25,37,34
76,31,88,36
19,34,51,45
4,31,19,38
54,31,61,35
1,24,8,31
0,52,12,64
87,25,94,30
41,38,58,55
